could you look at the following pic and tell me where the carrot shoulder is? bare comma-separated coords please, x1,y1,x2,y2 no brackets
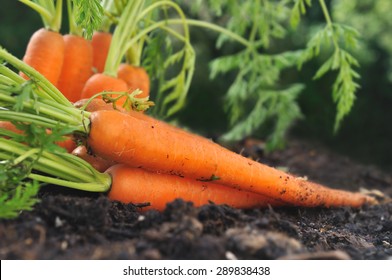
107,164,286,211
20,28,65,86
88,110,374,208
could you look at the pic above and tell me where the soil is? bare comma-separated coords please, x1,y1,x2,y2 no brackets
1,138,391,260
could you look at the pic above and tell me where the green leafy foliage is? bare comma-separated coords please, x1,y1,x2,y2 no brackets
187,0,360,148
0,160,40,219
141,5,196,119
73,0,104,39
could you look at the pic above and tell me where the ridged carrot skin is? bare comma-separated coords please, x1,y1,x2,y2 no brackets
106,164,286,211
57,34,93,102
80,73,129,104
91,31,112,73
88,110,374,208
20,28,65,86
117,64,150,98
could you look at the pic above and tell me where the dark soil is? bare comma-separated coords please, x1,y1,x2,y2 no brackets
1,138,391,260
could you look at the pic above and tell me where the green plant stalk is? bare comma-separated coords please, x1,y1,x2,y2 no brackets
0,138,111,192
318,0,339,49
165,19,252,48
0,92,88,128
0,65,25,85
104,0,144,76
19,0,62,32
67,0,81,36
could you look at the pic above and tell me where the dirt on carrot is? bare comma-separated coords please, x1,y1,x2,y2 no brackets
0,138,390,260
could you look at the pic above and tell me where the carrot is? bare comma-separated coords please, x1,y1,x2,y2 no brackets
107,164,286,211
117,63,150,98
20,28,65,86
79,73,129,105
56,136,77,153
91,31,112,73
87,110,374,208
72,145,114,172
56,34,93,102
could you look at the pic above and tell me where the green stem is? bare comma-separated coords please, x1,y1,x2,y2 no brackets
19,0,62,32
0,92,88,129
13,148,41,165
159,19,252,48
67,0,80,36
104,0,144,76
0,110,83,132
0,139,111,192
19,0,53,29
318,0,339,49
29,173,110,192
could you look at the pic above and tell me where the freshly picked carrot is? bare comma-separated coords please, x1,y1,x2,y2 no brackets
56,0,94,102
86,110,374,208
0,47,375,210
19,0,64,86
107,164,286,211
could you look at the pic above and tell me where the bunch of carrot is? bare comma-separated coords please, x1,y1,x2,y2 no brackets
0,1,376,213
19,0,151,104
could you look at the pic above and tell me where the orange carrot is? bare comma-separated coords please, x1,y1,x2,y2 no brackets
72,145,114,172
91,31,112,73
107,164,286,211
56,136,76,153
117,63,150,98
80,73,129,105
20,28,65,86
56,34,93,102
87,110,374,208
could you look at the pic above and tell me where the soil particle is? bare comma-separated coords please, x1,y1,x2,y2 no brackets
1,138,391,260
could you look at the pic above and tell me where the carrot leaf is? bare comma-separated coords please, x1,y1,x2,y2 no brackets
72,0,104,39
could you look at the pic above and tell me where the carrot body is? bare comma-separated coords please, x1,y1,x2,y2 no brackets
56,34,93,102
72,145,114,172
91,31,112,73
88,110,373,208
20,28,65,86
107,164,285,211
117,64,150,98
80,73,129,105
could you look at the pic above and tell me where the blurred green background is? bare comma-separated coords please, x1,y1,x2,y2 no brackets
1,0,391,172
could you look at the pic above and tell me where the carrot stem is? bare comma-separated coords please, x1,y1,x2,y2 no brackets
104,0,144,76
0,138,111,191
